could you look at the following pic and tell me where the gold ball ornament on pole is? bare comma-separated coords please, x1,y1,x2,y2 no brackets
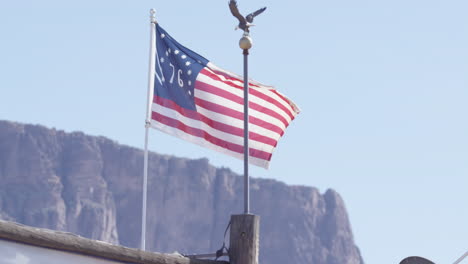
239,34,253,50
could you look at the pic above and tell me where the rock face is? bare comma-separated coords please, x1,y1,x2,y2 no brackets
0,120,364,264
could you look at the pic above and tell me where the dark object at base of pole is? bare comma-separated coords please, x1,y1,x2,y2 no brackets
229,214,260,264
399,256,435,264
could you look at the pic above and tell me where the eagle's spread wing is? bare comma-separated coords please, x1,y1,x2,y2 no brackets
229,0,246,24
246,7,266,23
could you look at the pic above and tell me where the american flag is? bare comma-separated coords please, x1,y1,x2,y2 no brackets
149,24,300,169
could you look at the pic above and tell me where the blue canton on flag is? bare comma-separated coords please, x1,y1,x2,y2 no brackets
155,25,208,111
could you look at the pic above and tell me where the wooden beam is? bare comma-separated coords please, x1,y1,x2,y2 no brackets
229,214,260,264
0,220,228,264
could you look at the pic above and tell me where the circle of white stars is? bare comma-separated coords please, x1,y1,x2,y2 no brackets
158,45,197,94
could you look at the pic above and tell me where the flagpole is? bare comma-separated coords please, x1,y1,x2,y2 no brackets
229,26,260,264
240,33,253,214
243,48,249,214
141,8,156,251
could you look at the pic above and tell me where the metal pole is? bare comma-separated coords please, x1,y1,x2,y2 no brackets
239,33,252,214
141,9,157,251
141,126,149,251
454,251,468,264
243,48,250,214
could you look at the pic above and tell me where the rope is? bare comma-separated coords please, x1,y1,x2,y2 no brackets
215,220,231,260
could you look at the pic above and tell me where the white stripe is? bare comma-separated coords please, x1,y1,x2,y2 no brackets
197,72,293,123
252,86,298,118
152,103,277,153
204,64,300,116
195,89,287,131
195,104,282,139
149,115,270,169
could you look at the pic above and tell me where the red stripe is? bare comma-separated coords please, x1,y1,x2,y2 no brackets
152,111,272,161
154,96,278,146
200,68,296,120
269,90,298,115
195,81,290,127
250,88,295,120
194,97,284,136
201,68,254,89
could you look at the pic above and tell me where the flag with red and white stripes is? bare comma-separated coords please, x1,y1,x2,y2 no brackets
150,24,300,169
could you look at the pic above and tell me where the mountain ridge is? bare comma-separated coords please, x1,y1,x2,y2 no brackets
0,120,364,264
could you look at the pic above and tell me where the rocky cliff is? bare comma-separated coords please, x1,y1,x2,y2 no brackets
0,120,363,264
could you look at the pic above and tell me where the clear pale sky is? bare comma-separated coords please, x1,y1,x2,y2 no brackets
1,1,467,263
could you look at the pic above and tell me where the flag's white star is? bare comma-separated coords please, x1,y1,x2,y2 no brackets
160,33,165,38
181,55,187,59
174,50,180,55
168,48,171,54
165,51,169,57
185,61,191,66
160,57,165,63
187,70,192,75
188,80,192,86
188,90,192,95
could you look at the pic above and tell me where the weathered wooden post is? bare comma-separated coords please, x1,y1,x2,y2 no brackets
229,214,260,264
